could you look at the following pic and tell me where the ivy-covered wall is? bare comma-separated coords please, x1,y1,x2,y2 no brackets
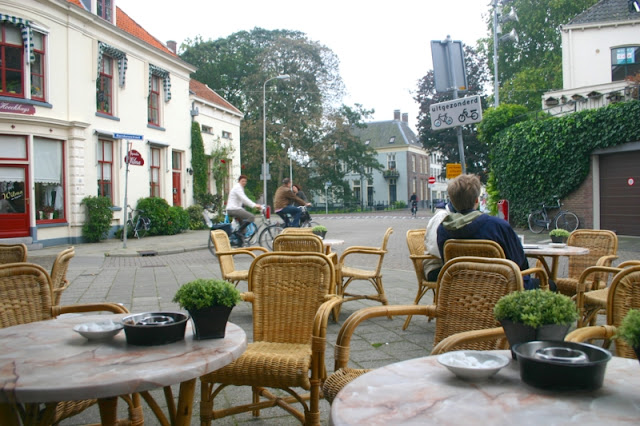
490,100,640,225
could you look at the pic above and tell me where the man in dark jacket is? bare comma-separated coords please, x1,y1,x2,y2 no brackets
274,178,310,227
436,174,553,291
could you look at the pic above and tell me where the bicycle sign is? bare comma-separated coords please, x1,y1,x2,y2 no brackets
430,95,482,130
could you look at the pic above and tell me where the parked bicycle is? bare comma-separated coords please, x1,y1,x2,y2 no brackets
527,196,579,234
122,205,151,240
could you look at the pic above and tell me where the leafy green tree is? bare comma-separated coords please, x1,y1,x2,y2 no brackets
476,104,530,146
190,121,207,199
415,45,491,181
481,0,599,109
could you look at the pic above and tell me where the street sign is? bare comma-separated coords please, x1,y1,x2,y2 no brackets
446,163,462,179
428,176,436,185
430,95,482,130
114,133,143,140
431,39,468,93
325,181,332,187
125,149,144,166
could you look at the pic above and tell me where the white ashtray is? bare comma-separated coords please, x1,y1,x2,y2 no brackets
438,350,510,380
73,320,124,341
549,243,567,248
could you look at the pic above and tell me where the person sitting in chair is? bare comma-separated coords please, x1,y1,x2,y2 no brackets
274,178,310,227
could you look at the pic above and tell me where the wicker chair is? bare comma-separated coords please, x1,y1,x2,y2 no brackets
333,227,393,321
210,230,268,286
574,260,640,328
443,239,549,290
50,246,75,306
553,229,618,297
323,256,523,403
281,227,314,234
567,264,640,359
0,262,142,425
199,252,341,425
402,229,438,330
0,243,27,264
273,233,325,252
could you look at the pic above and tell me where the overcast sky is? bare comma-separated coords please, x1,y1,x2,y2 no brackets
117,0,491,131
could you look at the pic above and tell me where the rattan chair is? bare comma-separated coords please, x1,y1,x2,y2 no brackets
323,256,524,403
210,230,268,286
273,233,325,252
0,243,27,264
567,264,640,359
402,229,438,330
0,262,142,425
443,239,549,290
199,252,341,425
574,260,640,328
281,227,314,234
333,227,393,321
554,229,618,297
50,246,75,306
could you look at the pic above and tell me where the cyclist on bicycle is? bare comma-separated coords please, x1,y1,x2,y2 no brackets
409,192,418,217
226,175,263,244
293,184,312,224
274,178,310,227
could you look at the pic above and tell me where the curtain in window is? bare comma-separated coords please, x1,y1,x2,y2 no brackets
97,41,127,87
34,138,62,184
0,14,34,63
149,64,171,101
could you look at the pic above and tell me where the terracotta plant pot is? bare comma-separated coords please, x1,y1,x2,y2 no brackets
500,319,571,359
188,305,233,339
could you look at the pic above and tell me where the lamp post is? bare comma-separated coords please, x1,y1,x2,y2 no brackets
492,0,518,107
288,139,293,186
262,74,290,204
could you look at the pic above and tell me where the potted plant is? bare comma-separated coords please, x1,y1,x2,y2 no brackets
494,289,578,358
172,278,242,339
43,205,55,219
549,228,570,244
312,225,327,238
615,309,640,363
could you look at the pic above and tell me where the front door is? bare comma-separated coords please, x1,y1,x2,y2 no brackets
172,171,181,206
172,151,182,206
0,166,29,237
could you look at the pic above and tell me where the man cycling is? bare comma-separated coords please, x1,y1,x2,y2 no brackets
274,178,310,227
226,175,262,245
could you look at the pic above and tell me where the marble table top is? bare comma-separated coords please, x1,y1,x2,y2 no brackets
523,244,589,256
0,314,247,403
331,350,640,425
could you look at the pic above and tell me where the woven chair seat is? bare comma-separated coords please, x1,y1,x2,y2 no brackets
323,368,370,403
210,230,267,287
340,265,377,280
583,288,608,306
204,341,312,389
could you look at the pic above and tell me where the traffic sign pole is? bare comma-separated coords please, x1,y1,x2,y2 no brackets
115,133,143,249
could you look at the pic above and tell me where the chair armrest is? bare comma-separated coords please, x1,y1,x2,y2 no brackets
576,265,623,293
431,327,506,355
333,305,435,371
596,255,618,267
565,325,617,343
619,260,640,268
245,247,268,254
53,303,129,316
241,292,254,303
409,254,439,262
216,248,262,258
339,248,385,264
521,266,549,291
312,296,344,383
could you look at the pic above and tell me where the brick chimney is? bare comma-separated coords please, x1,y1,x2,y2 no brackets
402,113,408,123
166,40,177,54
393,110,401,121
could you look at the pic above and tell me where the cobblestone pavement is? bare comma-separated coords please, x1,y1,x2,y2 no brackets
24,210,640,425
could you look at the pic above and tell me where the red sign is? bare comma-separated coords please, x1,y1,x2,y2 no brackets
0,102,35,115
125,149,144,166
428,176,436,185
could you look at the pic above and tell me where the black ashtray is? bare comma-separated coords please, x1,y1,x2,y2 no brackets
513,340,612,391
122,312,189,346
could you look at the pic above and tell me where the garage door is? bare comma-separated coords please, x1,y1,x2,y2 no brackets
600,150,640,236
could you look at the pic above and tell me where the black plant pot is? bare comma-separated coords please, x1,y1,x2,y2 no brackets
188,306,233,339
313,231,327,239
550,235,568,244
500,319,571,359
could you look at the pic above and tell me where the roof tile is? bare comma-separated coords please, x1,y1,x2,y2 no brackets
189,79,242,115
567,0,640,26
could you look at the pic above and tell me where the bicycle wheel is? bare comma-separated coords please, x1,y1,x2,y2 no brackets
555,211,579,232
121,220,134,241
244,222,259,245
135,219,147,239
259,224,284,250
527,212,546,234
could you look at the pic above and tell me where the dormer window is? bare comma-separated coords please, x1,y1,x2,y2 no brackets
97,0,113,23
389,136,395,144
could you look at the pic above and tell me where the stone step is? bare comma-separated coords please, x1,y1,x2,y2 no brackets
0,237,43,251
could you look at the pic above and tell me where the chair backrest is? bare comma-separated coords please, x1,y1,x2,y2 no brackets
281,228,314,235
443,239,505,262
0,243,27,264
247,252,335,344
368,227,393,275
406,229,429,281
0,263,53,327
211,230,237,276
434,256,524,350
273,233,324,253
50,247,75,305
567,230,618,279
607,265,640,358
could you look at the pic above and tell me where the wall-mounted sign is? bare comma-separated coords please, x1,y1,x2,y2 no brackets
0,102,35,115
125,149,144,166
446,163,462,179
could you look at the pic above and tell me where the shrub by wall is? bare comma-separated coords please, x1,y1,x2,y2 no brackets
81,196,113,242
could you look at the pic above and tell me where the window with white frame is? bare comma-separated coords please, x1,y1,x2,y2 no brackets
611,46,640,81
412,155,416,172
387,153,396,170
96,42,127,116
222,131,232,139
148,75,161,126
148,64,171,124
34,138,64,221
97,0,114,23
150,147,161,197
97,139,113,201
202,125,213,134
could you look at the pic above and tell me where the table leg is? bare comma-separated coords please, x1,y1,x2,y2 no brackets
0,403,21,426
174,378,196,426
97,396,119,425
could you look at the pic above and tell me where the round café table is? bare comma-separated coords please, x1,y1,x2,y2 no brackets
331,350,640,425
0,314,246,426
523,244,589,281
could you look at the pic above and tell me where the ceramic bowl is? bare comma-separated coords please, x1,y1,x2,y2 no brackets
122,312,189,346
73,320,124,341
438,350,510,380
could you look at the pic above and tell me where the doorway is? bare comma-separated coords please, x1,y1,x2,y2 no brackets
0,165,29,237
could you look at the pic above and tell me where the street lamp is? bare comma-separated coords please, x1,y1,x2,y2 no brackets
492,0,518,107
262,74,290,204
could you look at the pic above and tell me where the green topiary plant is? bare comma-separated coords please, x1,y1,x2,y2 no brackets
549,229,570,238
494,289,578,328
80,196,113,242
312,225,327,232
173,279,242,311
616,309,640,349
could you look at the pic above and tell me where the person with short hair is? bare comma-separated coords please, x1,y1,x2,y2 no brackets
436,174,553,291
226,175,262,243
274,178,310,227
